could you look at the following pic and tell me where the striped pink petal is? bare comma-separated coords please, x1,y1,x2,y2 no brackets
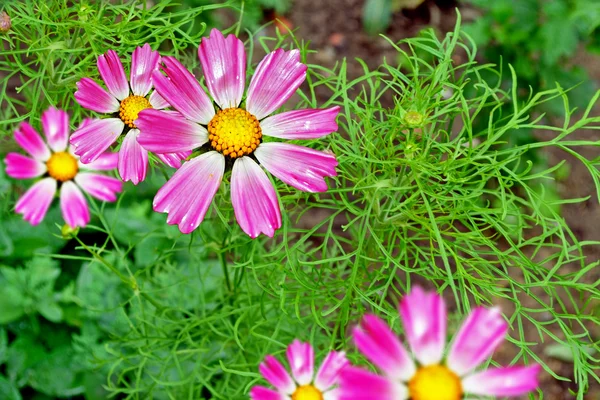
447,306,508,376
74,78,120,113
4,153,46,179
315,351,348,391
399,286,447,365
70,118,124,164
197,28,246,109
258,355,295,394
254,143,337,193
118,129,148,185
230,156,281,238
152,57,215,124
136,109,208,154
15,177,57,225
156,151,191,169
130,43,159,97
249,386,287,400
286,340,314,386
75,173,122,202
149,89,169,110
79,151,118,171
60,181,90,228
153,151,224,234
41,107,70,152
97,49,129,101
338,366,408,400
353,314,415,381
14,122,50,161
260,106,340,140
246,48,307,120
462,365,541,396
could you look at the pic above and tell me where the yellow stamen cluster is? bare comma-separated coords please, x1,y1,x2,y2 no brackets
46,152,78,182
408,365,463,400
119,95,152,129
291,385,323,400
207,108,262,158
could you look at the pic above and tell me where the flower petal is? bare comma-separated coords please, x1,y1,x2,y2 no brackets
259,355,295,394
399,286,447,365
97,49,129,101
249,386,287,400
315,351,348,391
152,57,215,124
197,28,246,109
286,340,314,386
254,143,337,193
246,48,307,120
153,151,224,234
260,107,340,140
231,156,281,238
60,181,90,228
149,89,170,110
14,122,51,161
70,118,124,164
156,151,192,169
75,173,122,202
74,78,120,113
137,109,208,153
353,314,415,381
130,43,160,97
338,366,409,400
15,178,56,225
4,153,46,179
79,151,118,171
462,365,541,396
41,107,70,152
447,306,508,376
118,129,148,185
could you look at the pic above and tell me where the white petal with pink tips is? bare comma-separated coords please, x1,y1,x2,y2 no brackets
118,129,148,185
60,181,90,229
15,178,57,225
41,107,70,152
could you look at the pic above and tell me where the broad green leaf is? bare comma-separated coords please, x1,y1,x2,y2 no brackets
363,0,392,36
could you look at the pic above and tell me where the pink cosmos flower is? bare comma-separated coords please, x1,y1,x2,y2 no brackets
339,286,541,400
251,340,348,400
136,29,340,237
70,43,190,184
4,107,123,228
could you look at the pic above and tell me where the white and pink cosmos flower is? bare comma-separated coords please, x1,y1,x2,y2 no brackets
136,29,340,238
4,107,123,228
339,286,541,400
70,43,189,185
251,340,348,400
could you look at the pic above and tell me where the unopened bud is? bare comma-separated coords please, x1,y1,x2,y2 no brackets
0,11,10,33
404,111,424,127
61,224,80,239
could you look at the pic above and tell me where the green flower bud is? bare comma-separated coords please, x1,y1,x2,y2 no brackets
404,111,424,127
61,224,80,239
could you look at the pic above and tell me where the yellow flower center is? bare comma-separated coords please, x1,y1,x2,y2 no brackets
207,108,262,158
119,95,152,129
46,152,78,182
291,385,323,400
408,365,462,400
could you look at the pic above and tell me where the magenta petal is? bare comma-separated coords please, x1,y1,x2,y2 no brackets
286,340,314,386
153,57,215,124
75,173,122,202
246,49,307,120
137,109,208,153
41,107,70,152
70,118,124,164
4,153,46,179
198,28,246,109
130,43,159,96
260,106,340,140
338,366,408,400
156,151,192,169
153,151,224,234
74,78,120,113
353,314,415,381
399,286,447,365
60,181,90,228
14,122,51,161
149,89,170,110
79,151,118,171
462,365,541,396
249,386,287,400
97,49,129,101
258,355,295,394
254,143,337,193
447,306,509,376
230,157,281,238
315,351,348,391
15,178,57,225
118,129,148,185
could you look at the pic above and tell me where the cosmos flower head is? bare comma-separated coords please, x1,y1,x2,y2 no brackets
136,29,340,238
